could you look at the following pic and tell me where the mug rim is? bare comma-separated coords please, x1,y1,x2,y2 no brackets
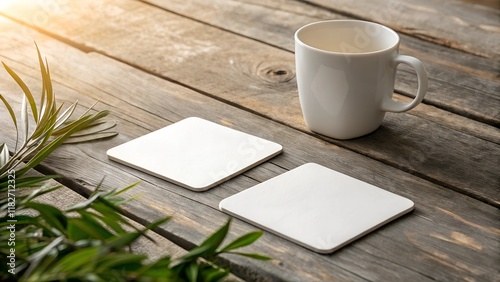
295,20,400,56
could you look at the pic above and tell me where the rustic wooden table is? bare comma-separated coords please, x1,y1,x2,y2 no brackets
1,0,499,281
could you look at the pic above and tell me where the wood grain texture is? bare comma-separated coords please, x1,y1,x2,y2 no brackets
0,20,498,281
2,0,499,127
142,0,500,126
6,173,188,263
302,0,500,59
1,0,498,206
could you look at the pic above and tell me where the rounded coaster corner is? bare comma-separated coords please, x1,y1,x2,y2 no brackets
107,117,283,191
219,163,415,253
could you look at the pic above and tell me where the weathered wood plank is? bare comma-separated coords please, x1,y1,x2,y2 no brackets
19,177,243,281
141,0,500,128
294,0,500,58
2,0,498,128
1,0,498,206
0,21,498,281
2,172,187,264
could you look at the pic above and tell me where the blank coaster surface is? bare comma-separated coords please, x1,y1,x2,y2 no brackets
107,117,282,191
219,163,414,253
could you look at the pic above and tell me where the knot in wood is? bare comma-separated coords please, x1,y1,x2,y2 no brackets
256,62,295,84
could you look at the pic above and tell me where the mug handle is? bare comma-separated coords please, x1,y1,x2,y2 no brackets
380,54,428,113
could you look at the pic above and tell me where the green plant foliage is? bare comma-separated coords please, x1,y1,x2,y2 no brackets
0,44,117,181
0,182,269,281
0,46,269,281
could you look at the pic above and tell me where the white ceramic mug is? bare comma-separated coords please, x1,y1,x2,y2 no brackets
295,20,428,139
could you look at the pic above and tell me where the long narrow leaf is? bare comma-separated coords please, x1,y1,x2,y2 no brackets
48,247,98,273
66,191,104,212
64,132,118,144
25,236,64,276
21,95,29,144
15,133,70,177
226,252,271,261
49,110,109,136
92,211,127,234
0,143,9,168
77,100,99,119
112,181,141,196
136,256,172,277
180,219,231,263
63,120,116,137
35,42,46,119
30,96,63,140
2,62,38,122
14,184,61,209
7,135,51,172
16,112,104,176
53,101,77,130
0,93,17,129
36,43,52,123
69,213,114,240
23,202,68,233
27,237,63,262
186,261,199,282
219,231,263,253
90,202,128,226
95,253,146,272
200,266,229,282
198,219,231,252
54,120,116,136
106,217,172,250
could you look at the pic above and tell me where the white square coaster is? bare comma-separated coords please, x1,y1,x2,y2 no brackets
219,163,414,253
107,117,282,191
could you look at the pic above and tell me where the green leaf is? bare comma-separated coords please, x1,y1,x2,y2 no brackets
0,215,38,227
23,202,67,233
67,220,92,241
31,89,57,144
136,256,172,277
106,217,171,251
71,211,114,240
21,95,29,145
49,247,98,273
88,201,131,234
63,120,116,137
25,252,59,281
53,100,76,130
0,143,9,168
0,93,17,129
198,218,231,254
219,231,263,253
2,62,38,122
227,252,271,261
52,110,110,136
179,219,231,263
64,131,118,144
26,236,64,273
75,195,137,234
96,253,145,272
30,99,61,141
199,266,229,282
185,261,199,282
93,212,127,234
17,111,108,177
88,195,135,227
14,176,59,190
16,181,61,205
35,43,53,123
111,180,141,196
66,190,105,212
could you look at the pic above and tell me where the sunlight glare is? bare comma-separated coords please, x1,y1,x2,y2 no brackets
0,0,16,11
